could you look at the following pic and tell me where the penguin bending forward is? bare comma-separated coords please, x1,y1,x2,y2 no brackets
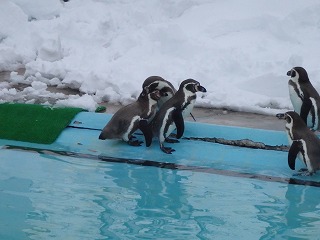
287,66,320,130
149,79,206,154
284,111,320,175
99,88,160,146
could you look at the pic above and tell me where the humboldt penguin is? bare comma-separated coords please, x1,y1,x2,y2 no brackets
284,111,320,175
150,79,206,154
99,88,160,146
287,66,320,130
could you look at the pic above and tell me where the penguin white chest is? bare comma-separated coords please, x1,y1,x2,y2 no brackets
122,115,140,141
182,99,196,117
288,84,302,114
288,84,314,127
159,107,175,142
285,122,294,146
300,139,313,173
182,91,196,117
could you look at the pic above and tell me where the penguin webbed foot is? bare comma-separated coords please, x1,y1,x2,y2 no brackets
298,168,308,172
127,139,143,146
293,168,313,176
127,136,143,146
165,138,179,143
160,143,175,154
167,133,181,142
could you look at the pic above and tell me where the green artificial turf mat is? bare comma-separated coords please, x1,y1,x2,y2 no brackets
0,103,83,144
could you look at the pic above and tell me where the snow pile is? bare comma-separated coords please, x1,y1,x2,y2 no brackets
0,0,320,113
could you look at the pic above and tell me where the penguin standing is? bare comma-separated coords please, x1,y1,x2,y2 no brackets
284,111,320,175
99,88,160,146
150,79,206,154
287,66,320,130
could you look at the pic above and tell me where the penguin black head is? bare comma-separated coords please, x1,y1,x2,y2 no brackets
285,111,308,130
284,111,306,125
142,76,164,90
284,112,293,124
287,67,310,83
142,76,175,97
284,111,299,141
179,79,207,93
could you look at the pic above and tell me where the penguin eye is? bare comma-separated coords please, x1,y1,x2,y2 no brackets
160,89,168,96
285,115,291,123
186,83,195,92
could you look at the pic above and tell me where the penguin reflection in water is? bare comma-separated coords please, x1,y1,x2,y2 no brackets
286,67,320,131
284,111,320,175
99,87,161,146
149,79,206,154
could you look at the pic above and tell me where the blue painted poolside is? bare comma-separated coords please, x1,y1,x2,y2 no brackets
0,112,319,239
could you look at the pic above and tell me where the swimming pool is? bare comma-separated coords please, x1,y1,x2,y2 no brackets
1,112,320,239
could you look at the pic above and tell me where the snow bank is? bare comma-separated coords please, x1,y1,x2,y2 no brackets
0,0,320,113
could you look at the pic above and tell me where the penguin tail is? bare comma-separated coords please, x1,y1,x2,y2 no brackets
99,132,106,140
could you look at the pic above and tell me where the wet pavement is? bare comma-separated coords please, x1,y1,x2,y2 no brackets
0,70,285,131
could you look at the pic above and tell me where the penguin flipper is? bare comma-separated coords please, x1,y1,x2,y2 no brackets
288,140,302,170
139,119,153,147
300,98,312,125
173,109,184,139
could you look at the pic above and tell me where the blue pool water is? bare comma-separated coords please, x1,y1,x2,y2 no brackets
1,148,320,240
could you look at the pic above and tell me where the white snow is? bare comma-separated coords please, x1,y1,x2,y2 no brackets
0,0,320,114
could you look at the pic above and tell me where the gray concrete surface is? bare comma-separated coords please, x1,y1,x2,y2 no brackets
103,103,285,131
0,70,285,131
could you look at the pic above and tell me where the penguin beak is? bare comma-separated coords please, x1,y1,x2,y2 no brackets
276,113,285,119
196,85,207,93
152,90,161,101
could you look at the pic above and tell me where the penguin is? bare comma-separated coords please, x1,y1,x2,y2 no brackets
287,66,320,130
99,88,160,146
284,111,320,175
150,79,206,154
142,76,197,121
